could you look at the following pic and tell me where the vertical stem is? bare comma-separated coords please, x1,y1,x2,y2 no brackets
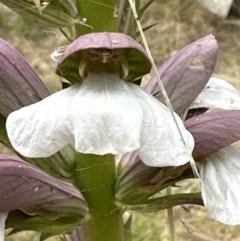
123,6,133,34
73,153,123,241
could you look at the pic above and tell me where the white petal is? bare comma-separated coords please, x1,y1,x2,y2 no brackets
70,73,143,155
6,73,143,157
198,146,240,225
0,212,7,241
7,72,194,165
191,77,240,110
130,84,195,167
197,0,233,18
7,85,76,157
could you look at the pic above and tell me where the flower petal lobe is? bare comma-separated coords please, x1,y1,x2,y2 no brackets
130,84,194,167
191,77,240,110
198,146,240,225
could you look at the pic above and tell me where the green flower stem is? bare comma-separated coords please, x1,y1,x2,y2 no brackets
75,0,118,35
73,153,123,241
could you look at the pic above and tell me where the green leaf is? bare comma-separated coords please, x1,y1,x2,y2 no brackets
138,0,154,19
58,0,78,18
127,193,203,213
0,0,80,28
6,210,82,239
130,0,155,37
116,160,194,205
135,22,158,37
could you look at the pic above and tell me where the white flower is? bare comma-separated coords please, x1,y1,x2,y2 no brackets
191,77,240,110
0,212,7,241
198,146,240,225
6,73,194,167
191,76,240,224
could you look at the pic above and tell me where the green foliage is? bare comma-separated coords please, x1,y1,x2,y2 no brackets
6,210,82,241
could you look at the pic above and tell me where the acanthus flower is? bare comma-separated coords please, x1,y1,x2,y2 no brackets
0,32,225,240
6,32,194,167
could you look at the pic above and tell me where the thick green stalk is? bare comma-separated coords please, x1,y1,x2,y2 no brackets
75,0,118,35
73,153,123,241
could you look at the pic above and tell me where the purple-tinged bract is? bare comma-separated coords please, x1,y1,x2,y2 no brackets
146,34,218,115
185,110,240,158
56,32,151,84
